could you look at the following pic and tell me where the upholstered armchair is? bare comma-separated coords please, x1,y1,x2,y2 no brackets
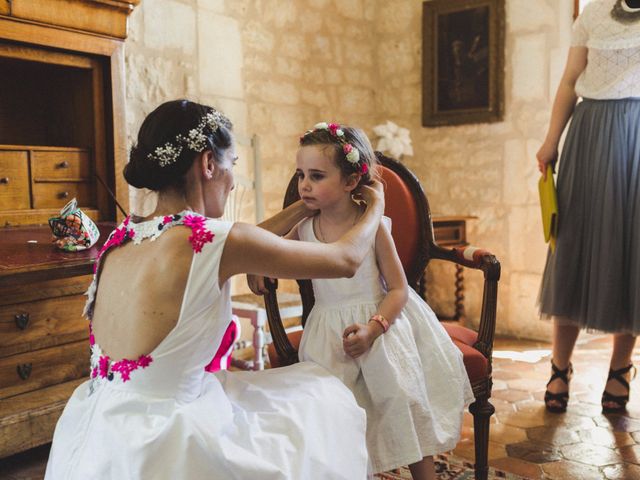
264,153,500,480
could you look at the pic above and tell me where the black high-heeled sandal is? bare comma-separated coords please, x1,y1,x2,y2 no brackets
602,364,636,414
544,360,573,413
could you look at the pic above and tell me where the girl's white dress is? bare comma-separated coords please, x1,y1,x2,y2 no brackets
298,217,474,473
45,213,369,480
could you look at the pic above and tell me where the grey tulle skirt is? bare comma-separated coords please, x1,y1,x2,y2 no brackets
539,98,640,335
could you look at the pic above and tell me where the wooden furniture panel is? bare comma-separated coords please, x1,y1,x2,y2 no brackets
32,181,92,209
7,0,140,40
0,295,87,358
0,378,84,458
0,151,30,210
432,216,475,321
32,150,90,181
0,0,136,458
0,340,89,400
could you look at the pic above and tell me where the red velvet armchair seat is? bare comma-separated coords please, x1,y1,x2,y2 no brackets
265,153,500,480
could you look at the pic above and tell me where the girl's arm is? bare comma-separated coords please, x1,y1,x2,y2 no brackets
342,221,408,358
536,46,588,179
255,199,314,236
220,182,384,284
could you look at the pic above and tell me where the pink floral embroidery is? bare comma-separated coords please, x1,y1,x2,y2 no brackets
98,355,111,379
94,353,153,383
94,216,135,273
163,215,174,225
183,214,215,253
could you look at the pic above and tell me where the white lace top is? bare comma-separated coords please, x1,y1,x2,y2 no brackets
572,0,640,99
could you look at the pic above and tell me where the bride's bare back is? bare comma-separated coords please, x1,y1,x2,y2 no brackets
91,227,194,361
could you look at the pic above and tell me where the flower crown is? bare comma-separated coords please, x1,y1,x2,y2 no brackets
301,122,368,174
147,110,230,167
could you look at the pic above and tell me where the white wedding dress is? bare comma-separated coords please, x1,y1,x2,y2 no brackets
45,212,369,480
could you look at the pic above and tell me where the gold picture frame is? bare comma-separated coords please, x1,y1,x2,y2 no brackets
422,0,505,127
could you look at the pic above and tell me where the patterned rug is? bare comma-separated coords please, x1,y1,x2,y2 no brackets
377,454,529,480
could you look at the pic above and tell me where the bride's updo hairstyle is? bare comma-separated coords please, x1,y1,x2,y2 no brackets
124,99,233,191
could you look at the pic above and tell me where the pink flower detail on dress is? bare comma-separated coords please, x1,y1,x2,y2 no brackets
183,214,215,253
98,355,111,379
95,353,154,383
91,367,98,378
94,216,135,273
163,215,174,225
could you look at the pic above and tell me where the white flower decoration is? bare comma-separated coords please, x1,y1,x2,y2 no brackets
372,120,413,159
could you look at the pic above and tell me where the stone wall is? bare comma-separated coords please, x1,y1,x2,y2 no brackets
124,0,575,340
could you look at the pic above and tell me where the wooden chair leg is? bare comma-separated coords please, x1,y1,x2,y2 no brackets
469,395,495,480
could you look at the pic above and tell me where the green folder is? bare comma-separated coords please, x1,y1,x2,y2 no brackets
538,165,558,252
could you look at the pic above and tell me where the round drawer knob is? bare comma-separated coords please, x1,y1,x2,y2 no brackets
57,161,70,169
58,191,70,199
14,313,30,330
0,177,9,184
17,363,32,380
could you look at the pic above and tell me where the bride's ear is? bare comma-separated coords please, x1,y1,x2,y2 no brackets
200,150,215,180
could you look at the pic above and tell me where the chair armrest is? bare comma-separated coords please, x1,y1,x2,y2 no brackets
430,244,500,361
264,279,299,366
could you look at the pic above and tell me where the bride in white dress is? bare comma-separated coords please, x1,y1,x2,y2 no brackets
45,100,384,480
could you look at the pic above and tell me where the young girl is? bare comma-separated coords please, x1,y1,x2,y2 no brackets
250,123,474,479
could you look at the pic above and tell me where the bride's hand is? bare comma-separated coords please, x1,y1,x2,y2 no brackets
353,180,384,211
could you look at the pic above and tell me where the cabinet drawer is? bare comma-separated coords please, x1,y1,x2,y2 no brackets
0,151,30,210
32,181,93,209
0,340,89,400
0,295,88,358
32,150,91,181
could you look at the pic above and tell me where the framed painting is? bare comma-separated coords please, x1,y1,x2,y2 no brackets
422,0,505,127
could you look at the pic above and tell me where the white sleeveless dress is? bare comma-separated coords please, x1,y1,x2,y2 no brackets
298,217,474,473
45,212,369,480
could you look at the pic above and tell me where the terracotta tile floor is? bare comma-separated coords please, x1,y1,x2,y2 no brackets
1,334,639,479
453,334,640,480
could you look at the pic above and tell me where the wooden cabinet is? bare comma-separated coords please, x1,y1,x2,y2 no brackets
0,225,112,458
0,0,137,459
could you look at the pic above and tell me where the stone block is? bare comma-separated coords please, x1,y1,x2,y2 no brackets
508,0,556,32
512,34,547,101
280,33,311,60
143,0,197,53
334,0,363,19
198,12,244,99
376,0,417,34
243,21,275,53
196,0,225,13
337,86,375,115
508,205,548,273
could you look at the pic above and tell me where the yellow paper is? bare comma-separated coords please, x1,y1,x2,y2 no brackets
538,165,558,252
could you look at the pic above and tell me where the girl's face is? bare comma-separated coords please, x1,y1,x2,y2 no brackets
203,145,237,218
296,145,356,210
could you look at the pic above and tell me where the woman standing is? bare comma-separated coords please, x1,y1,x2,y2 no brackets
537,0,640,414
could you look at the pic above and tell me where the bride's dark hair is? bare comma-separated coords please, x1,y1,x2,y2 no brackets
124,100,233,191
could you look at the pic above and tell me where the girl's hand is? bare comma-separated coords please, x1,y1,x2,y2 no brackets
536,142,558,179
342,322,381,358
247,274,270,295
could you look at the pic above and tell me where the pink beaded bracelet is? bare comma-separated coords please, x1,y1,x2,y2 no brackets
369,314,389,333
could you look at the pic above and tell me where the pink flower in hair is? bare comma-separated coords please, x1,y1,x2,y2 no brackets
343,144,353,154
361,163,369,175
328,123,340,135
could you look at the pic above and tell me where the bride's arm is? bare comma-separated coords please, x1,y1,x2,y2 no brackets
254,200,314,236
219,182,384,284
